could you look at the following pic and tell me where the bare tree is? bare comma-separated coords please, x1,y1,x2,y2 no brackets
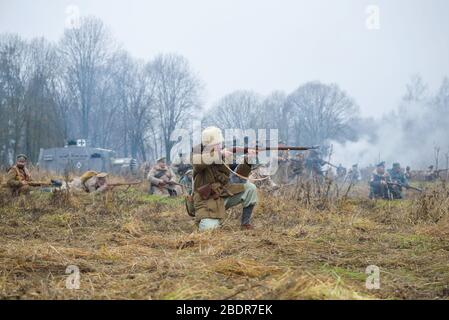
259,91,289,141
434,77,449,112
205,90,262,130
110,52,156,160
403,74,428,103
286,82,359,146
59,16,114,140
23,38,65,161
147,53,202,161
0,34,30,163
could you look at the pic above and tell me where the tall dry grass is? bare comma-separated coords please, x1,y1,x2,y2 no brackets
1,172,449,299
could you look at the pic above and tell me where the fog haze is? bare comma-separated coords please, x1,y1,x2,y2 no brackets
1,0,449,117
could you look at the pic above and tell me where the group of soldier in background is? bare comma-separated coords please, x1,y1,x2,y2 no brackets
249,148,361,191
3,147,447,202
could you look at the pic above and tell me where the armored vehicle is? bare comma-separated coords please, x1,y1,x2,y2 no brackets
37,140,137,175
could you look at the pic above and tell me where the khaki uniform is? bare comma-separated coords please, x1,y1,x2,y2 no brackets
63,176,108,193
6,165,32,196
147,164,178,196
191,146,256,222
77,176,108,193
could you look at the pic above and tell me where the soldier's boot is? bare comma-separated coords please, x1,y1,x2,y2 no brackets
241,205,255,230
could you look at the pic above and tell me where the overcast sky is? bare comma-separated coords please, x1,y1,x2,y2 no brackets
1,0,448,117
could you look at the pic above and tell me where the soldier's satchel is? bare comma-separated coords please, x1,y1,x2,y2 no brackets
197,183,221,200
197,183,212,200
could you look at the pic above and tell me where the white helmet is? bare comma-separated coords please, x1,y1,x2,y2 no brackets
201,126,224,146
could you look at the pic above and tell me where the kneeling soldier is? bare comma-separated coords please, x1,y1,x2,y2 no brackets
6,154,33,196
147,157,178,197
388,162,408,199
369,162,391,200
191,126,258,231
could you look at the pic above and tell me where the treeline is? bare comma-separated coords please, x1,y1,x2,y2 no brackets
0,16,202,165
0,16,362,166
204,84,360,147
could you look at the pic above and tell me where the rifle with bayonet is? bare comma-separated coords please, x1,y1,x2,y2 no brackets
387,181,422,192
435,169,449,177
1,179,63,188
107,181,142,190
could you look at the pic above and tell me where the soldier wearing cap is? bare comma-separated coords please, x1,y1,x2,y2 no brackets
305,149,327,178
147,157,178,196
6,154,33,196
348,164,361,183
63,171,108,193
405,166,413,180
63,171,110,193
425,165,436,181
336,164,347,182
369,161,391,199
191,126,258,231
83,172,109,193
289,153,305,182
388,162,409,199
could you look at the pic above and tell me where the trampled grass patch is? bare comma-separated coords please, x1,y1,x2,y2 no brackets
1,173,449,299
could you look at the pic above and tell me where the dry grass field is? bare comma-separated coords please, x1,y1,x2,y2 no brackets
1,172,449,300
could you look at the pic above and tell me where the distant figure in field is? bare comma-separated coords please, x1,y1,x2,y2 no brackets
305,149,327,178
369,162,391,200
336,164,347,182
289,153,305,182
425,165,436,181
347,164,361,183
387,162,409,199
405,166,413,180
6,154,33,196
147,157,178,197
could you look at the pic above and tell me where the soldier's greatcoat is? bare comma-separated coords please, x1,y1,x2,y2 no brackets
6,165,32,195
388,169,408,199
191,145,251,221
369,171,391,199
147,163,178,196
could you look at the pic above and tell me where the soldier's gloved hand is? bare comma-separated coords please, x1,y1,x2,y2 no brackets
21,181,28,186
158,181,166,187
